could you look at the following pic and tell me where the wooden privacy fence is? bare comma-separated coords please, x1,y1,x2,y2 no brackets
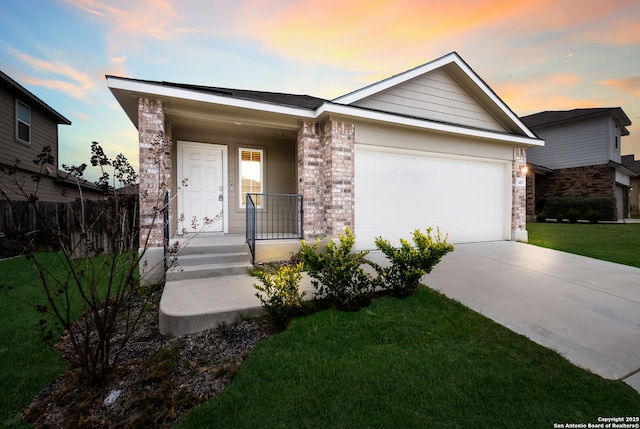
0,197,139,257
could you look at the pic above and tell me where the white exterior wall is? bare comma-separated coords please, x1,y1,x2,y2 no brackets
609,118,622,164
527,117,611,169
352,69,508,133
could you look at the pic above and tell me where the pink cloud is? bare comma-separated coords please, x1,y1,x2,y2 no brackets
9,49,95,99
217,0,640,89
599,76,640,96
64,0,184,55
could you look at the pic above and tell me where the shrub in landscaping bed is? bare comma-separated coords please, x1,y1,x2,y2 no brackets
300,228,374,310
253,262,306,329
542,196,616,223
374,228,454,296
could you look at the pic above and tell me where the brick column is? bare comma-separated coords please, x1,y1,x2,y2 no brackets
321,120,355,237
297,121,324,239
526,167,535,221
512,147,528,242
138,98,168,247
138,98,168,285
297,119,355,240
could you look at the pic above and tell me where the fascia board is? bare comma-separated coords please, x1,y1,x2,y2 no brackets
106,76,317,119
450,58,537,140
332,55,454,105
107,76,543,147
318,103,545,147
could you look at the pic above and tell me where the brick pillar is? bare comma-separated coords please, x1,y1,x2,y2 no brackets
138,98,168,248
298,121,324,239
512,147,528,242
321,120,355,237
297,119,355,239
526,167,535,221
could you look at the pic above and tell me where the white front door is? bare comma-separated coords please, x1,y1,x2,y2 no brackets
177,142,227,234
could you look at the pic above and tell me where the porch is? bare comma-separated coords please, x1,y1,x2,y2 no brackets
160,193,306,335
159,233,313,335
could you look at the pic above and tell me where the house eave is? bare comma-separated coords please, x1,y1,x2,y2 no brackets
318,103,545,147
1,70,71,125
107,75,544,148
106,76,317,129
608,160,637,178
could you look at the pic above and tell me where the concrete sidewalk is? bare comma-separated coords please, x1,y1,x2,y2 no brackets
414,241,640,393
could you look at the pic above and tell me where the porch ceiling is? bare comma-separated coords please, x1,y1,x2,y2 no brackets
165,99,300,141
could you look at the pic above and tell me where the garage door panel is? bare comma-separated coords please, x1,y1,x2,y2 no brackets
355,146,509,250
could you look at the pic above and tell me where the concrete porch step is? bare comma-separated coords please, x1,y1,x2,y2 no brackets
170,242,249,256
174,252,250,267
166,261,252,282
159,272,316,336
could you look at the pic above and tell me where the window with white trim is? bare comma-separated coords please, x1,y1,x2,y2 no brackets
239,148,263,208
16,100,30,143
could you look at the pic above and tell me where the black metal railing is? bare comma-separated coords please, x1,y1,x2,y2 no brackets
246,193,303,264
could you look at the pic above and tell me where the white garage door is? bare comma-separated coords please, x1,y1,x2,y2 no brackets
355,145,511,250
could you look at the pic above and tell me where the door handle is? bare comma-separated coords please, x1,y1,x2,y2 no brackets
219,194,223,201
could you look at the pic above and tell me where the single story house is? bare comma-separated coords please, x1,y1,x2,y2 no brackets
107,52,543,284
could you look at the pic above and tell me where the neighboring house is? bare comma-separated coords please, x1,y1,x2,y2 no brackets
622,154,640,218
521,108,634,221
0,70,101,202
107,52,543,284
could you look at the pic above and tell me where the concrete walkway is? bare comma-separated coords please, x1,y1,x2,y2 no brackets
416,241,640,393
160,239,640,393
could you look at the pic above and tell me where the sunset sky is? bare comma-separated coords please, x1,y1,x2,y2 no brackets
1,0,639,181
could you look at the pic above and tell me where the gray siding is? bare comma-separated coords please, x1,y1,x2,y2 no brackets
0,85,61,174
526,116,610,169
609,118,622,163
352,69,507,132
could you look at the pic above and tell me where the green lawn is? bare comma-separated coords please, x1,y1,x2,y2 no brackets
527,222,640,268
0,252,137,428
4,225,640,428
178,287,640,429
0,254,66,428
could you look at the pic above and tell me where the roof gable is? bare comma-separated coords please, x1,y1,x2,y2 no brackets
0,70,71,125
332,52,534,138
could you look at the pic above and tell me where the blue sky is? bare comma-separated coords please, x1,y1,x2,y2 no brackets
1,0,639,181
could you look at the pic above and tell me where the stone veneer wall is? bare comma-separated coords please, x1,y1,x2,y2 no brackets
511,148,527,240
535,165,615,203
525,170,535,221
297,120,355,239
138,98,170,248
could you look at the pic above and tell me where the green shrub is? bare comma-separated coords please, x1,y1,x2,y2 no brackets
300,228,373,310
374,228,454,296
543,197,616,222
253,262,305,328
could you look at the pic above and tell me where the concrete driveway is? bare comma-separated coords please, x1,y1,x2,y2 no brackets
420,241,640,393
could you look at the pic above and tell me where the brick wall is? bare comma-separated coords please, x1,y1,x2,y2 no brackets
526,170,535,221
138,98,169,248
535,165,615,205
511,148,527,235
297,120,355,239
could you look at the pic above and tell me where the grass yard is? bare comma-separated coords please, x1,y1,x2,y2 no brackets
0,254,66,428
527,222,640,268
0,252,137,428
178,287,640,429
